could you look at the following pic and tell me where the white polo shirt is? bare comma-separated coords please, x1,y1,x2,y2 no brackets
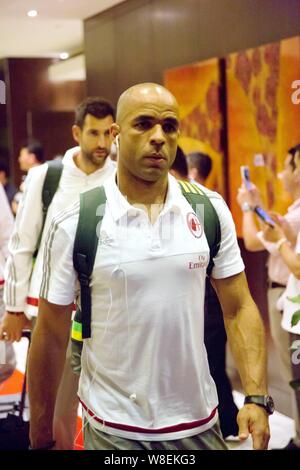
40,173,244,441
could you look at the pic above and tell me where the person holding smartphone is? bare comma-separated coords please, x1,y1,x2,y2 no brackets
237,144,300,450
263,217,300,450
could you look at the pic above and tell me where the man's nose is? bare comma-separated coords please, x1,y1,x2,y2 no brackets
98,134,106,147
150,124,165,145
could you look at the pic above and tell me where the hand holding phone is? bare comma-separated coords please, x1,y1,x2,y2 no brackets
254,206,275,228
240,166,252,190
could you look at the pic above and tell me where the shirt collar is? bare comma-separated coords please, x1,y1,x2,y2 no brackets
104,173,184,222
62,146,80,169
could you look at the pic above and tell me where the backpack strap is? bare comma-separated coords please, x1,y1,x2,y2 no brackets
178,180,221,276
73,186,107,339
34,159,63,257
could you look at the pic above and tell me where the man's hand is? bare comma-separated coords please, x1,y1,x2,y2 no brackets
237,404,270,450
0,312,32,342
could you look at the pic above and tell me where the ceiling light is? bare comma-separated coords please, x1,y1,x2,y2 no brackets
27,10,38,18
59,52,69,60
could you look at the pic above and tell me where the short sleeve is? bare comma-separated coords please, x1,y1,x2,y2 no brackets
211,197,245,279
39,204,79,305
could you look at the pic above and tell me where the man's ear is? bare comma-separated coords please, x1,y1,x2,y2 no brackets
294,151,300,181
28,153,37,165
294,166,300,182
72,125,81,144
188,167,198,181
110,123,120,140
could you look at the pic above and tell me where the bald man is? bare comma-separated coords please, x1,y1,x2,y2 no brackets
28,83,270,451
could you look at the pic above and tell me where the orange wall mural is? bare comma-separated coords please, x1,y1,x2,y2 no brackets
164,59,226,197
164,36,300,238
226,36,300,236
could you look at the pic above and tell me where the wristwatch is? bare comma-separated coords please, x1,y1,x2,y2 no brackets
244,395,275,415
241,201,252,212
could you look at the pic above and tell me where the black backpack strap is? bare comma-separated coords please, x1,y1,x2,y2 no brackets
34,159,63,257
178,180,221,276
73,186,107,339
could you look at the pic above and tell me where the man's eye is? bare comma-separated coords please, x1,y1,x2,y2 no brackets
135,121,152,131
162,122,178,133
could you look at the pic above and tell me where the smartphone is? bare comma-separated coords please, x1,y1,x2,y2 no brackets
254,206,275,228
240,165,251,190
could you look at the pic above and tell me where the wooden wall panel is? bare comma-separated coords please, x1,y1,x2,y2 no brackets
85,0,300,103
1,58,85,184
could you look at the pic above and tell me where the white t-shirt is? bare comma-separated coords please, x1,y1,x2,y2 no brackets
40,174,244,441
4,147,115,316
277,233,300,335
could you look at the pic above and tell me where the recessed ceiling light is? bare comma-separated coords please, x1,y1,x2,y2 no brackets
27,10,38,18
59,52,69,60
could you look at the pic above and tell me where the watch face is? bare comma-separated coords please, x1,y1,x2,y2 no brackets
266,396,275,414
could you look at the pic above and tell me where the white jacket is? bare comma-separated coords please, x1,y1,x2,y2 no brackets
0,183,14,285
4,147,115,317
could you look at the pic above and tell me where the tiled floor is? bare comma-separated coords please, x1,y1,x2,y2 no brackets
3,336,296,451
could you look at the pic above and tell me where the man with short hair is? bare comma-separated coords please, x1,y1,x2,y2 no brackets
0,97,116,449
11,140,45,214
18,140,44,173
0,159,17,206
29,83,270,451
187,151,212,185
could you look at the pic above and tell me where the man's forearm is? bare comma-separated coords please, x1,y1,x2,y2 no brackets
242,212,263,252
28,314,70,448
4,251,35,312
225,300,268,395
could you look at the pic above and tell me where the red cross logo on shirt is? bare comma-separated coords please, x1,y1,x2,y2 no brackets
186,212,203,238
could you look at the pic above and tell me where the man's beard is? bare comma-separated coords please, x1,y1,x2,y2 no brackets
83,148,109,167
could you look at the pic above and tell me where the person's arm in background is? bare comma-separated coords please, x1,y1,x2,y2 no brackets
263,222,300,279
212,272,270,450
0,165,47,342
28,299,73,448
28,206,78,448
236,184,265,252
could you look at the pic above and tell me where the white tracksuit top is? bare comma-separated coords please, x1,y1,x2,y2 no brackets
4,147,115,317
